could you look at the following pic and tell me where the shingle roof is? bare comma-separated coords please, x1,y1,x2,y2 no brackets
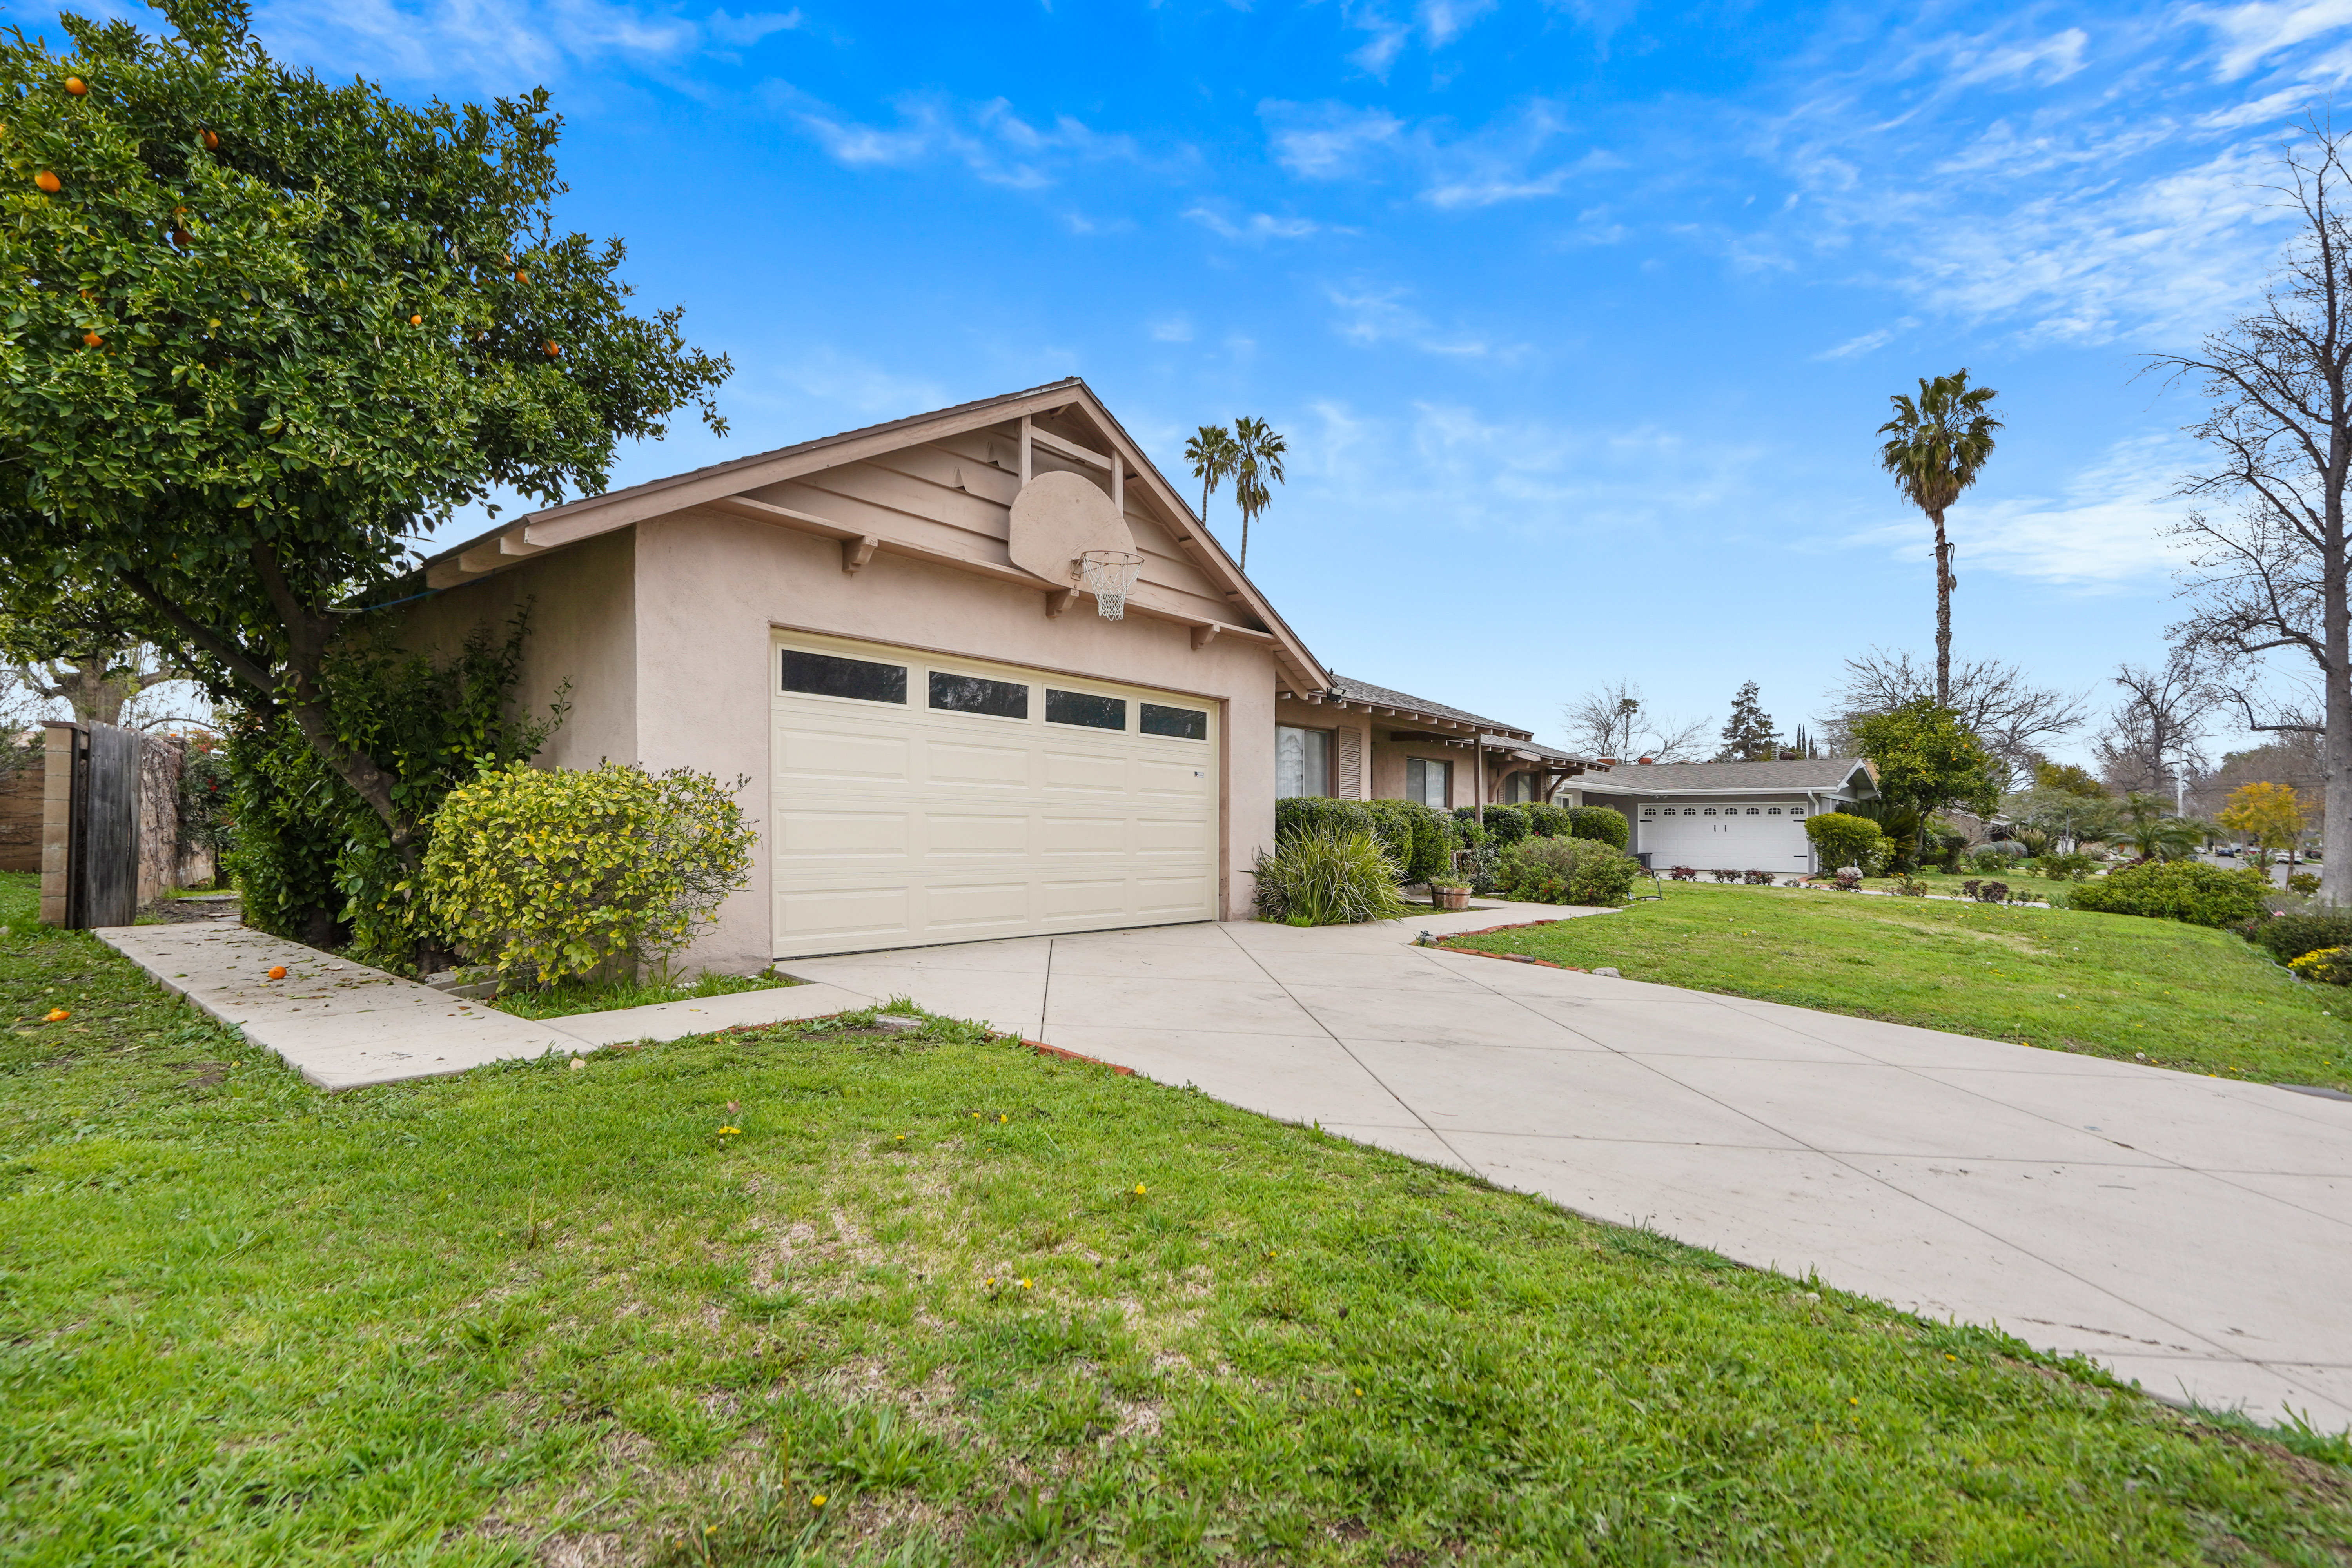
1328,675,1527,738
1583,757,1877,794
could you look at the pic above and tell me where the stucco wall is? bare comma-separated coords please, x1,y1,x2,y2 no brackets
630,508,1286,973
397,529,639,774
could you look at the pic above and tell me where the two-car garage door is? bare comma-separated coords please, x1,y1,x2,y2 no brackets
769,632,1220,957
1636,802,1813,873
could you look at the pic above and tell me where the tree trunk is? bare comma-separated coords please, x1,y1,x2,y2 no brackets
2323,510,2351,907
1240,510,1250,572
1931,506,1955,707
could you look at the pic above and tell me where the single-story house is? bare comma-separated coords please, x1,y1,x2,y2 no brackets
406,378,1604,967
1570,758,1879,874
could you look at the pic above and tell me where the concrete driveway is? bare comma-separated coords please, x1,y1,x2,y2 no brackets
784,902,2352,1431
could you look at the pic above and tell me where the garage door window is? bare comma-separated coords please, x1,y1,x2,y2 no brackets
1141,702,1209,740
782,648,907,704
1046,688,1127,730
930,671,1029,719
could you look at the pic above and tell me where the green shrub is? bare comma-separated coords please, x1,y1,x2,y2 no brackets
2247,909,2352,964
1462,804,1531,846
2289,946,2352,985
1566,805,1630,849
2067,861,2270,929
1495,837,1639,906
422,761,758,986
1364,799,1457,883
1251,828,1412,926
2288,871,2321,897
226,610,559,960
1525,802,1573,838
2031,851,2098,881
1804,811,1887,875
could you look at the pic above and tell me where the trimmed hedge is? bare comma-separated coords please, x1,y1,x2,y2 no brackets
2069,861,2270,928
1495,837,1640,906
1566,805,1630,850
1276,797,1457,885
1805,811,1887,875
1461,803,1532,846
2247,910,2352,964
1525,802,1573,839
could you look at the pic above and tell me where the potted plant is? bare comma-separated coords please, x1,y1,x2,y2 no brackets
1427,875,1472,911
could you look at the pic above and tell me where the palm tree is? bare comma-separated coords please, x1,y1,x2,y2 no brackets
1183,425,1237,531
1878,370,2001,706
2119,791,2203,863
1230,415,1287,571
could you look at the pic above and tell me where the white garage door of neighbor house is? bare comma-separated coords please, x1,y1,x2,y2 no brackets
1639,803,1812,872
770,632,1220,958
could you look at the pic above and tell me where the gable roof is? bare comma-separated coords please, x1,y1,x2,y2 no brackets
1581,757,1877,797
412,378,1332,697
1325,674,1529,741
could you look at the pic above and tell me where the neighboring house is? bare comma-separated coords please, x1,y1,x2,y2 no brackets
1274,676,1596,811
406,378,1604,968
1572,758,1878,873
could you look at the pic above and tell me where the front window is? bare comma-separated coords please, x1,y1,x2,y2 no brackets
1504,771,1536,804
1406,756,1451,809
1277,725,1331,799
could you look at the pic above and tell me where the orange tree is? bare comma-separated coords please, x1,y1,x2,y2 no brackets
2216,781,2309,864
1848,697,2002,869
0,0,728,878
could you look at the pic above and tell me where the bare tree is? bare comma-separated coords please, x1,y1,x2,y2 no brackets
2163,115,2352,903
11,644,184,728
2092,653,2216,798
2190,730,2327,822
1824,647,2089,783
1561,679,1710,762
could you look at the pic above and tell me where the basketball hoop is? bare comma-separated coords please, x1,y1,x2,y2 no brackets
1076,550,1143,620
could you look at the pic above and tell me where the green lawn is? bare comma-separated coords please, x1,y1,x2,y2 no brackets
5,871,2350,1564
492,968,804,1020
1449,881,2352,1090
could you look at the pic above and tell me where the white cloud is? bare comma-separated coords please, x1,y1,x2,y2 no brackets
1948,27,2089,85
1184,207,1322,242
254,0,792,86
1321,281,1516,358
1843,436,2195,588
1263,102,1406,178
1815,318,1917,360
2194,0,2352,80
1149,316,1194,342
774,90,1148,190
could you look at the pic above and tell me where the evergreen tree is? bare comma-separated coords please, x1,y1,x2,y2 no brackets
1715,682,1780,761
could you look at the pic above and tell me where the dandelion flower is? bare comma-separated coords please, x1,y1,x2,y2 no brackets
895,1134,906,1142
812,1494,827,1509
718,1127,742,1137
1133,1183,1147,1196
1020,1278,1032,1289
998,1114,1007,1123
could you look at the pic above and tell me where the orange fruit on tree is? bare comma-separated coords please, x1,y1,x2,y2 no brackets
201,129,220,150
543,340,561,356
514,270,527,283
64,77,86,96
82,331,102,347
409,313,422,326
34,170,60,193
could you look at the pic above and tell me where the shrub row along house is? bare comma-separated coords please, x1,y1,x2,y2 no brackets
409,380,1874,967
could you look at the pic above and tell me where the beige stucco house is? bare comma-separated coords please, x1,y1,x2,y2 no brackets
408,379,1595,969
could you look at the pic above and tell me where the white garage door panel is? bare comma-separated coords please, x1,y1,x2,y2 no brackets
1637,805,1812,871
773,632,1221,958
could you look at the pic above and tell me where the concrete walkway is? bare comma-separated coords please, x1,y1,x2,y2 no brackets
781,905,2352,1431
98,924,876,1091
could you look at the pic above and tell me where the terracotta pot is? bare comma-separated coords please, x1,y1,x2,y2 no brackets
1433,886,1470,911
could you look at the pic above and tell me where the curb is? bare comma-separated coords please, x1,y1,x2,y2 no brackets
1023,1038,1134,1074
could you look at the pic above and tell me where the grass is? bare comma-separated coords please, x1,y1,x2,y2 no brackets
1449,880,2352,1090
492,969,804,1021
3,871,2349,1564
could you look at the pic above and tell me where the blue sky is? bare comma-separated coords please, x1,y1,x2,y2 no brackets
61,0,2348,760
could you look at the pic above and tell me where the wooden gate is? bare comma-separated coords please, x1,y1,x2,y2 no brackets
60,723,142,928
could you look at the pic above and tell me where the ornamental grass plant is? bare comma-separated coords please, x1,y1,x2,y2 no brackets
1251,827,1413,926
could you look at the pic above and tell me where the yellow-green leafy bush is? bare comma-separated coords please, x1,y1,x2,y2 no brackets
420,762,757,985
2288,946,2352,986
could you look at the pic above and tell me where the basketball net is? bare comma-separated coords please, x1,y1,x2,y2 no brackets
1077,550,1143,620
